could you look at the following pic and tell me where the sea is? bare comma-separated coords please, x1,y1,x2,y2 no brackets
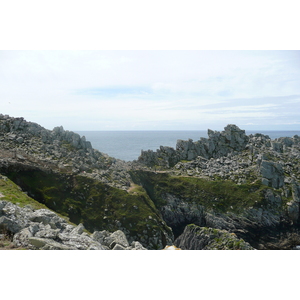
75,130,300,162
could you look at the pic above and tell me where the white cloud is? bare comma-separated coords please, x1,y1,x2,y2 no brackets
1,50,300,130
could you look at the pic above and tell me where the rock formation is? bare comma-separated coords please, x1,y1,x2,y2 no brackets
138,124,249,167
0,200,146,250
174,224,254,250
1,113,300,250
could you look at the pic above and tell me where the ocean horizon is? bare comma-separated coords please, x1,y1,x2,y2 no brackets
75,130,300,162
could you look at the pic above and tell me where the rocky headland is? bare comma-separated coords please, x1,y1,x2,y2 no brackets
1,113,300,250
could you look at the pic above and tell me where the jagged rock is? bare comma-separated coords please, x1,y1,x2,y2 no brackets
109,230,129,248
174,224,254,250
0,215,22,233
0,200,110,250
57,232,105,250
28,237,75,250
71,223,85,235
13,228,33,247
260,160,284,189
138,124,249,167
91,229,147,250
91,230,110,245
112,244,126,250
35,224,60,239
2,114,300,250
130,241,147,250
159,193,205,237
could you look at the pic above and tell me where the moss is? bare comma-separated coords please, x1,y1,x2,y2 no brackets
61,142,76,152
0,176,48,210
3,170,172,248
130,170,271,214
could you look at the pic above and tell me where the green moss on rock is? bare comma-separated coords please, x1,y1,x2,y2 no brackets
130,170,270,214
4,170,173,249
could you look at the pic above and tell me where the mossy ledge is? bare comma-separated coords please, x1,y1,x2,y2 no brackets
129,170,300,249
2,168,173,249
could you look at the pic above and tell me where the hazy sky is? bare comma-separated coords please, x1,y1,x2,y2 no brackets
1,50,299,131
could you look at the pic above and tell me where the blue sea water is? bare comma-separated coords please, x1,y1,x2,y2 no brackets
76,130,300,162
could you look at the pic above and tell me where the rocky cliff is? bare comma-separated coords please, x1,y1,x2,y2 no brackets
1,114,300,250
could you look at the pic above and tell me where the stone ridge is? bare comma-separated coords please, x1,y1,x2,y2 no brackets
137,124,300,189
138,124,249,167
2,114,300,250
0,114,92,150
0,114,132,190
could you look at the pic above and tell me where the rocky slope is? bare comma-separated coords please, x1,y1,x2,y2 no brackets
0,114,173,249
1,113,300,250
174,224,255,250
133,125,300,249
0,175,147,250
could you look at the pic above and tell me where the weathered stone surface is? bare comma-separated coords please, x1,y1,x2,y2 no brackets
28,237,75,250
130,241,147,250
108,230,129,248
0,200,113,250
57,232,106,250
112,243,126,250
0,216,22,233
260,160,284,189
29,209,60,225
159,193,205,237
138,124,249,167
71,223,85,235
13,228,33,247
174,224,254,250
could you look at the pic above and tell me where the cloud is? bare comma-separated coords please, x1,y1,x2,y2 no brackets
0,50,300,130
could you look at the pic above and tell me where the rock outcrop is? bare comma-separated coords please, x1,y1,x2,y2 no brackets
174,224,255,250
2,113,300,250
0,200,147,250
0,114,132,190
138,124,249,167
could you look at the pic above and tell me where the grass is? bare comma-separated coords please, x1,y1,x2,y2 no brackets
2,170,173,249
130,170,272,214
0,175,49,210
0,175,74,226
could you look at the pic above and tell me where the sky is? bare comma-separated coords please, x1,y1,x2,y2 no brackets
1,50,299,131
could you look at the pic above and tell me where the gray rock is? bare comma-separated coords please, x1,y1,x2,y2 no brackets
13,227,33,247
109,230,129,248
260,160,284,189
57,232,106,250
35,225,60,239
131,241,147,250
71,223,85,235
16,137,24,144
28,237,75,250
112,243,126,250
174,224,254,250
0,216,22,233
91,230,111,245
287,200,299,224
29,209,62,225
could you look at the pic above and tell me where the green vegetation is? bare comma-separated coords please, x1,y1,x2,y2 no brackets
130,171,271,214
0,176,49,210
3,170,172,248
185,224,254,250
